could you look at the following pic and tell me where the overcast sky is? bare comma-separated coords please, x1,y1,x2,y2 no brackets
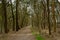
58,0,60,2
12,0,14,2
12,0,60,2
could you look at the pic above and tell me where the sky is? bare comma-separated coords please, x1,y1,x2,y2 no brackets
12,0,60,2
58,0,60,2
12,0,14,2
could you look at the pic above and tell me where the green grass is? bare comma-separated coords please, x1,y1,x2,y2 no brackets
31,27,45,40
36,34,45,40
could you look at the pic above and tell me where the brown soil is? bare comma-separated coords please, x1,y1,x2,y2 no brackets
0,26,36,40
40,24,60,40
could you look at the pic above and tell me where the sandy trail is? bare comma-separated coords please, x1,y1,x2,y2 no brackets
0,26,36,40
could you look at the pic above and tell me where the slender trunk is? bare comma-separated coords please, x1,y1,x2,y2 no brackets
34,0,41,33
42,1,46,29
32,15,33,27
52,0,56,32
47,0,51,35
10,0,15,31
16,0,20,31
20,7,27,28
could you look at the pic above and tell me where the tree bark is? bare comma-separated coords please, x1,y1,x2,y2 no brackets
2,0,8,33
47,0,51,35
16,0,20,31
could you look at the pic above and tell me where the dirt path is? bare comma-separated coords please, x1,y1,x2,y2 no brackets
0,26,36,40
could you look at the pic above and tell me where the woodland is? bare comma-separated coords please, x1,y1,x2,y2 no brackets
0,0,60,40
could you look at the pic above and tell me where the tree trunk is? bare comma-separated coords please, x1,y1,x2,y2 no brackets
16,0,20,31
42,1,46,29
52,0,56,32
2,0,8,33
47,0,51,35
10,0,15,31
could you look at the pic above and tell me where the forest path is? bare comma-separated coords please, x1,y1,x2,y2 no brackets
0,26,36,40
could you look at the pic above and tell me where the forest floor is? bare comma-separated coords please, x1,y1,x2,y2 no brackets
0,25,60,40
40,24,60,40
0,26,36,40
41,28,60,40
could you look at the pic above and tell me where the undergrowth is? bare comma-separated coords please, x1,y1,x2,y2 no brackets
31,26,45,40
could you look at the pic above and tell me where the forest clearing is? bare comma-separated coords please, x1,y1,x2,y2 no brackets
0,0,60,40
